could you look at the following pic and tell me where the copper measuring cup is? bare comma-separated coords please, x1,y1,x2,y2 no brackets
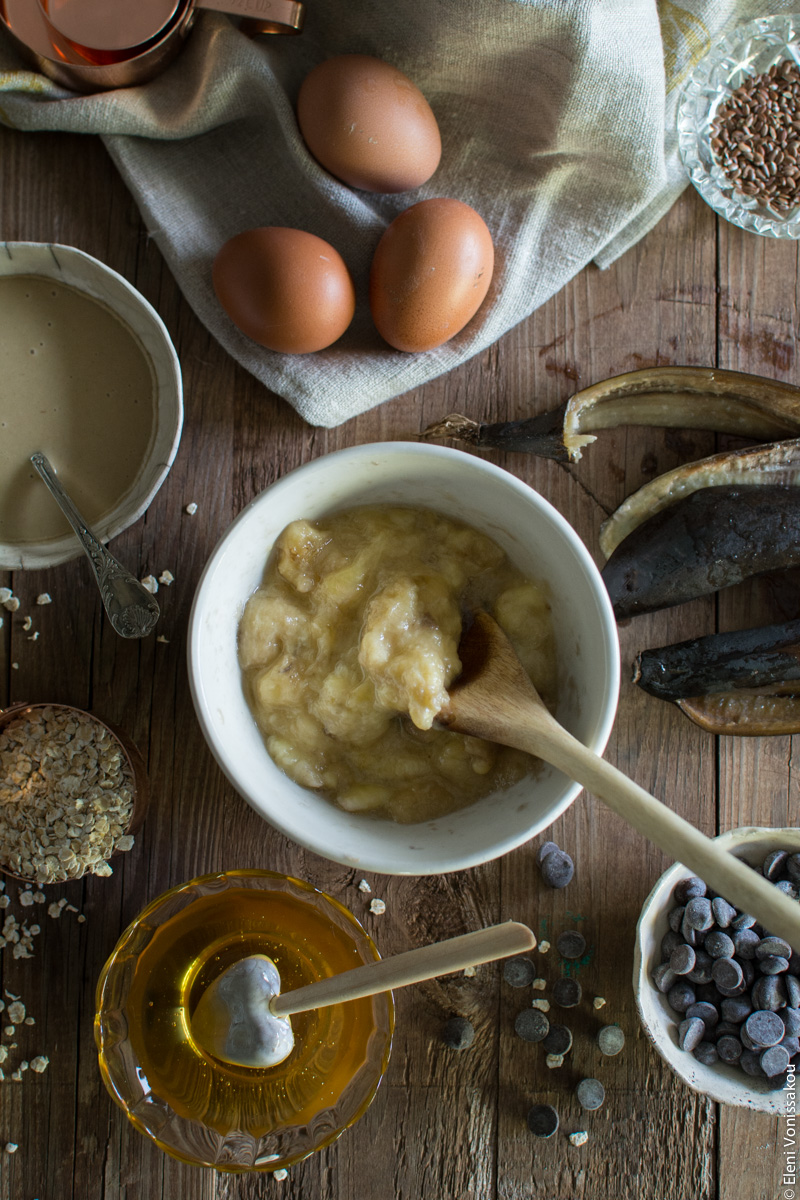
1,0,303,92
0,702,150,883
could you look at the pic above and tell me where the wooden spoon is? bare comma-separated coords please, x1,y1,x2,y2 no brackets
438,612,800,951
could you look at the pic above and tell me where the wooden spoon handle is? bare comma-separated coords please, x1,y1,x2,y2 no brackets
523,721,800,951
270,920,535,1018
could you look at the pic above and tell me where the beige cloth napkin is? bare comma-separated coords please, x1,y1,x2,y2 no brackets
0,1,789,427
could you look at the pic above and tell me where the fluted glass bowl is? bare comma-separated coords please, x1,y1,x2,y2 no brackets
677,13,800,238
95,870,394,1171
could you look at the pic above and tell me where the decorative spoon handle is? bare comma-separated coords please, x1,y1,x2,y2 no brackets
30,452,160,639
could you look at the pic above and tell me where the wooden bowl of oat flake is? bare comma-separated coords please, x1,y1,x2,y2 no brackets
0,703,149,884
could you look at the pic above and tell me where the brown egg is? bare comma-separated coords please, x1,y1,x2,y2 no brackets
369,198,494,353
297,54,441,193
212,227,355,354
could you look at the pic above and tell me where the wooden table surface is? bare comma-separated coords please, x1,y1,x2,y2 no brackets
1,109,798,1200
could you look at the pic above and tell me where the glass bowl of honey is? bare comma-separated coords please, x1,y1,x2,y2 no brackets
94,869,394,1171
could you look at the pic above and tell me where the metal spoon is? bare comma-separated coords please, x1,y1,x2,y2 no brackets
30,451,160,639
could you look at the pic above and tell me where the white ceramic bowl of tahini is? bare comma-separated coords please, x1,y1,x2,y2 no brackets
634,826,800,1114
0,242,182,569
187,442,620,876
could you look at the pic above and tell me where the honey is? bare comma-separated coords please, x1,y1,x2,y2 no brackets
96,873,392,1167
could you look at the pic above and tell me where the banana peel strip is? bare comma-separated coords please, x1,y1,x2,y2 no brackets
678,693,800,736
600,438,800,559
420,366,800,463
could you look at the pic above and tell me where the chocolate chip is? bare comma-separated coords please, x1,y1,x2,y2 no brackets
686,950,713,985
539,848,574,889
711,958,745,994
678,1017,706,1051
762,850,790,880
543,1024,573,1056
685,1001,719,1033
668,905,686,933
716,1034,743,1063
514,1009,549,1043
760,956,790,976
557,931,586,960
744,1010,785,1048
732,929,760,960
441,1016,475,1050
704,931,735,960
674,877,707,904
761,1044,791,1077
752,975,787,1012
711,897,737,929
667,982,696,1013
575,1078,605,1111
730,911,757,932
503,957,536,987
693,1040,718,1066
757,936,792,960
653,963,677,994
782,1008,800,1037
684,897,714,932
740,1049,765,1076
596,1025,625,1056
720,996,752,1024
552,977,582,1008
781,1035,800,1057
786,853,800,886
786,977,800,1009
670,944,696,975
661,931,685,961
537,840,560,863
527,1104,559,1137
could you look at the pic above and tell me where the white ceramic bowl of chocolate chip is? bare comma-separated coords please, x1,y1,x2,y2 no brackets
634,826,800,1113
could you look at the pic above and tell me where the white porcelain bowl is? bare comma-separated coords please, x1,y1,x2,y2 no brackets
0,242,183,569
634,826,800,1114
187,443,620,875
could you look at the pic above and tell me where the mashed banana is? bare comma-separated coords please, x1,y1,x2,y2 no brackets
238,506,557,824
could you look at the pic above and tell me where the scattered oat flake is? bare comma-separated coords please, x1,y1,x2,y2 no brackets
0,896,9,910
593,996,607,1010
4,1142,17,1153
357,879,371,893
533,977,547,990
7,1003,25,1024
22,616,31,632
369,898,386,915
463,965,476,978
19,891,34,907
0,1046,7,1063
47,904,61,919
24,1017,35,1026
569,1131,589,1147
140,575,158,594
546,1053,564,1069
0,588,11,604
27,632,40,642
33,892,45,904
158,570,174,586
156,635,169,644
4,1027,15,1038
3,597,20,612
77,914,86,923
10,663,18,670
57,899,67,909
539,940,551,953
185,502,198,515
273,1169,288,1181
4,992,19,1002
36,593,51,605
531,999,550,1012
30,1056,49,1073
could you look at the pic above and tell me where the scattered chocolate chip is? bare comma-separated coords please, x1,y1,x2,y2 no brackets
556,931,586,961
596,1025,625,1056
503,957,536,988
527,1104,559,1138
441,1016,475,1050
538,847,574,889
543,1024,572,1056
552,977,582,1008
514,1009,549,1043
575,1078,605,1111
